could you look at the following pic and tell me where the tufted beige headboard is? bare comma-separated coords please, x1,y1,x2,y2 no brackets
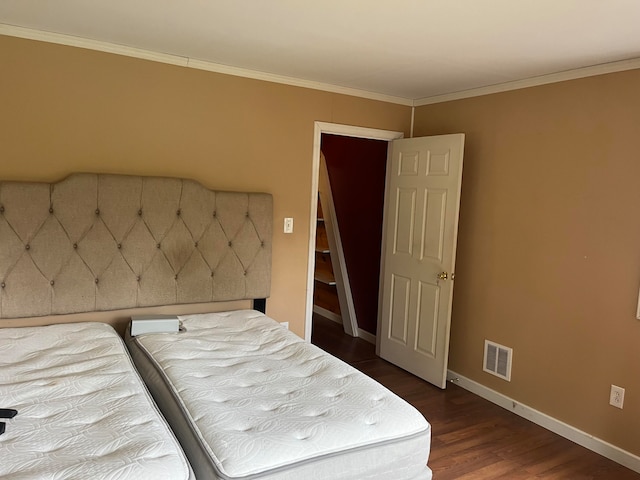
0,173,272,319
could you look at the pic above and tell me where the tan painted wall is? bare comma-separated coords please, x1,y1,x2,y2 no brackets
5,31,638,459
0,35,411,338
414,70,640,456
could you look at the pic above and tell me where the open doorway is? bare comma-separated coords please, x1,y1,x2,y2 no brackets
304,122,404,342
317,134,388,338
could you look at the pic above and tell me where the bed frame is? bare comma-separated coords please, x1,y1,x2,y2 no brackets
0,173,273,326
1,172,433,480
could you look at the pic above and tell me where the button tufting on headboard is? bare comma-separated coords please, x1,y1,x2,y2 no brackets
0,173,273,319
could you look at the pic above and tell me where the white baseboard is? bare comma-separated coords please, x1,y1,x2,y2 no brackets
313,306,342,324
357,328,376,344
312,306,377,345
447,370,640,474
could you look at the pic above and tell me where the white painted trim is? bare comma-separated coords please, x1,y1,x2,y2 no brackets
3,23,640,107
318,154,358,337
409,106,415,138
313,306,342,324
314,122,405,142
447,370,640,474
375,145,395,357
415,58,640,106
188,58,412,105
0,23,413,107
305,123,323,342
306,123,403,343
0,23,189,67
311,306,376,345
357,328,376,345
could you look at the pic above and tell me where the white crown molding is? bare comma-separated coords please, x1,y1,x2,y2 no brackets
0,23,189,67
448,370,640,474
415,58,640,106
0,23,413,107
186,58,413,106
4,22,639,109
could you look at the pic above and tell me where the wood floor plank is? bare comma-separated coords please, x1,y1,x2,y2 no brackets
311,314,640,480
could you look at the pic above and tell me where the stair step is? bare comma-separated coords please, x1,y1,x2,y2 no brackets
314,270,337,286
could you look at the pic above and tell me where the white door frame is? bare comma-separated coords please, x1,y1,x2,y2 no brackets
304,122,404,342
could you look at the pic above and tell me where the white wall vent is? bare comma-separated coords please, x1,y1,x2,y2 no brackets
483,340,513,381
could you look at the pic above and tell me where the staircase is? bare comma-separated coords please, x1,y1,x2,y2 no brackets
312,153,358,337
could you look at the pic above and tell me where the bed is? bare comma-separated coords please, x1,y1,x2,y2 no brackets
0,321,193,479
0,172,267,479
0,173,432,479
126,310,432,480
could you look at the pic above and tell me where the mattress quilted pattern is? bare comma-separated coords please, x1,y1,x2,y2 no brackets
135,311,430,478
0,322,191,480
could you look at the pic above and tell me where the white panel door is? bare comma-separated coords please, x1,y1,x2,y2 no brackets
378,134,464,389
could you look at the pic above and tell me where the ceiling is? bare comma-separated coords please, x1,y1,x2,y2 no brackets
2,1,640,103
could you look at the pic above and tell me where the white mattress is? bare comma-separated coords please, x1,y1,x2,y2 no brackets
127,310,432,480
0,322,193,480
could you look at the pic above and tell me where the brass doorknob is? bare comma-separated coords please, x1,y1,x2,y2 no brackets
437,271,448,280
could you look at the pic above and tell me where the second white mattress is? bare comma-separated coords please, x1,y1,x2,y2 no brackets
129,310,431,479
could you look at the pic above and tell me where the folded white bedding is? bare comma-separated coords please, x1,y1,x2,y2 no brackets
0,322,192,480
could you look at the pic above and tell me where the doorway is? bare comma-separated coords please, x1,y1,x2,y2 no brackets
305,122,404,342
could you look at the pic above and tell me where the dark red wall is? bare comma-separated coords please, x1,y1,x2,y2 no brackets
321,134,388,335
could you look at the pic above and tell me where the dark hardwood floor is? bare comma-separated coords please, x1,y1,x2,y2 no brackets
311,314,640,480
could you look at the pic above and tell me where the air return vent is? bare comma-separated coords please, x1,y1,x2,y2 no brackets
483,340,512,381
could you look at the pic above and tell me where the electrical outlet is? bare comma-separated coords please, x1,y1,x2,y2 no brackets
609,385,625,409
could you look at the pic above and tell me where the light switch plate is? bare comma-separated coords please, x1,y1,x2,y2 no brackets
284,217,294,233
